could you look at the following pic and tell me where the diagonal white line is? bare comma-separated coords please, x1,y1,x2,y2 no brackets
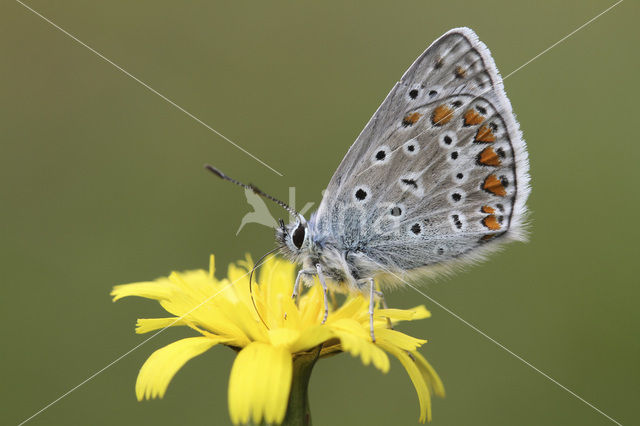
396,8,627,425
14,0,626,424
354,0,624,183
503,0,624,80
15,0,284,177
17,260,268,426
375,265,623,425
411,283,622,424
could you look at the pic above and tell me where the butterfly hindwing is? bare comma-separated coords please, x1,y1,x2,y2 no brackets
314,27,530,274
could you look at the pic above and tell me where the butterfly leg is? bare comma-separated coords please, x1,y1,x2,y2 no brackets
374,289,394,330
373,290,389,309
292,269,315,303
368,278,376,342
315,264,329,324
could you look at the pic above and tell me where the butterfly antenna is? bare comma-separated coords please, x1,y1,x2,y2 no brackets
205,164,300,218
249,246,281,329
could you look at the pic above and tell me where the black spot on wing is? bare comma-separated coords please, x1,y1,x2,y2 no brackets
401,178,418,190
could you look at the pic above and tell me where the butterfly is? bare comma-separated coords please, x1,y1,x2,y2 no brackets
207,27,530,341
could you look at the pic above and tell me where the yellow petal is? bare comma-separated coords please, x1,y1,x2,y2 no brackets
413,351,445,398
268,328,300,348
215,296,268,343
377,305,431,322
227,264,251,305
152,272,258,346
374,328,427,352
263,290,303,330
260,257,296,303
135,317,186,334
136,336,223,401
289,325,335,354
279,292,302,330
208,254,216,279
168,270,220,303
330,295,368,322
330,319,389,373
379,342,431,423
299,283,325,327
258,259,296,328
111,279,176,302
228,342,292,425
236,253,254,275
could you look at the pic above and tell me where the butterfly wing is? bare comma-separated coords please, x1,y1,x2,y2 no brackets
313,27,530,276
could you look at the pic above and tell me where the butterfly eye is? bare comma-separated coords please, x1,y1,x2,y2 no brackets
292,224,306,249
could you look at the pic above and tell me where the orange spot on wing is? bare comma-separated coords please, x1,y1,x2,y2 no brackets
402,112,422,126
455,66,466,78
483,174,506,196
482,215,501,230
481,205,495,214
475,125,496,143
464,109,484,126
478,146,502,166
431,105,454,126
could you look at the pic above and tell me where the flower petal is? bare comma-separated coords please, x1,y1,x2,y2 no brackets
111,279,176,302
330,295,368,322
228,342,292,425
136,336,223,401
135,317,186,334
214,296,269,343
289,325,335,353
227,263,252,305
377,305,431,322
374,328,427,352
260,257,296,304
379,342,431,423
208,254,216,278
413,351,445,399
268,328,300,348
330,319,389,373
299,283,323,326
279,292,303,330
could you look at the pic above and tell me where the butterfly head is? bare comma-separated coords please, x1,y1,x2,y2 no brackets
277,216,310,258
204,165,313,257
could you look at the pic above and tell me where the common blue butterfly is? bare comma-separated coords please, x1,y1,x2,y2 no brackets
208,27,530,340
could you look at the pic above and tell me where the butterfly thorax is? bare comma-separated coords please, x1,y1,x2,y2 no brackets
276,214,376,291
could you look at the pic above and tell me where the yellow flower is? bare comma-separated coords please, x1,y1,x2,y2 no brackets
111,255,444,424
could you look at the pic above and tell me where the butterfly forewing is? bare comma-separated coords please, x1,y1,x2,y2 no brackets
314,28,530,274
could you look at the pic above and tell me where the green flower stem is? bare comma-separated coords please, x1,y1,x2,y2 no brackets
281,347,321,426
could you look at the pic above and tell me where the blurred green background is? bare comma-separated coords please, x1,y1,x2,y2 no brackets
2,1,638,425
